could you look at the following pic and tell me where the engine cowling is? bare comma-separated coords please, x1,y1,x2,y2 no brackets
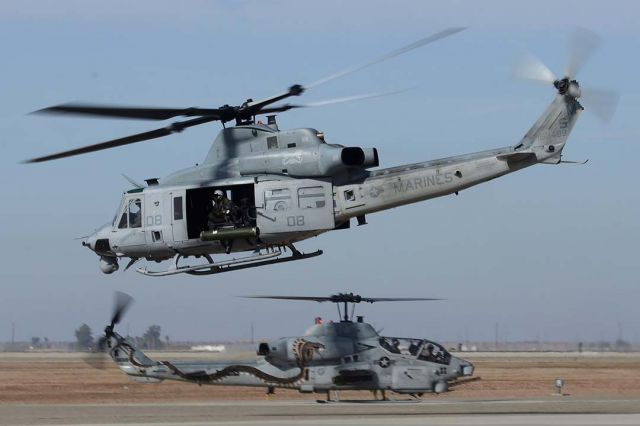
257,337,322,365
239,145,379,177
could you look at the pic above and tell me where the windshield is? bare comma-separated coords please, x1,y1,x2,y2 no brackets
115,197,143,229
379,337,423,356
417,340,451,365
113,196,126,227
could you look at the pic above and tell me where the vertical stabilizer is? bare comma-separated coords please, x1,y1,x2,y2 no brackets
519,93,583,164
109,333,160,379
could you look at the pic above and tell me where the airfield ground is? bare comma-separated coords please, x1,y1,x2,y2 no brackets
1,351,640,403
2,352,640,425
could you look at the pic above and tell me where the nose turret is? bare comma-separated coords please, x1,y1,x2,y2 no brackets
451,356,475,377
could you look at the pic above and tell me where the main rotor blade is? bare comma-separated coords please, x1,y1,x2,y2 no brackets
359,297,443,303
242,295,442,303
23,115,219,163
241,29,463,116
306,27,466,90
34,103,223,121
243,84,305,114
565,28,600,78
259,89,407,114
513,52,557,85
242,295,334,302
580,87,619,122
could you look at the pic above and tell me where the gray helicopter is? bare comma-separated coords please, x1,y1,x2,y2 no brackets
26,28,617,276
96,292,476,401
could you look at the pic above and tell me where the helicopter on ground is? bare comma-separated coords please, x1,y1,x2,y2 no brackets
95,292,476,401
26,28,617,277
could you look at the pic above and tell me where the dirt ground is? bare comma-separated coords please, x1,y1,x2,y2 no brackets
1,352,640,404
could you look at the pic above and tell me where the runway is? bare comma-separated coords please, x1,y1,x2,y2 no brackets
3,353,640,425
2,397,640,426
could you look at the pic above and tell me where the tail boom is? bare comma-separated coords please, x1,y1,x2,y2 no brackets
333,94,582,222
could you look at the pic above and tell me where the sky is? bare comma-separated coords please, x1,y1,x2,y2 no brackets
0,0,639,344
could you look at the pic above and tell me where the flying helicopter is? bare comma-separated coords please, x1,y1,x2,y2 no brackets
94,292,476,401
26,28,617,276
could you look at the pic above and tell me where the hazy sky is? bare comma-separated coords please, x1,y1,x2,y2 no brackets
1,0,639,344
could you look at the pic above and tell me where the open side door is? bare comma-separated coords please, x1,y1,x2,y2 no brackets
255,179,335,234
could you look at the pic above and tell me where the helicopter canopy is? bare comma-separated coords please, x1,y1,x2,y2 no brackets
378,336,451,365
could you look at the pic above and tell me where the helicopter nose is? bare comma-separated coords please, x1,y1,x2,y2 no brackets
81,236,94,249
82,224,113,254
457,358,474,376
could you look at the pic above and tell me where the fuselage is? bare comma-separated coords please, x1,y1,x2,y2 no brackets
84,93,582,273
110,321,474,394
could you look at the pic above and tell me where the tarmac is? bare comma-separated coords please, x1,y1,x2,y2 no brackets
2,397,640,426
3,352,640,425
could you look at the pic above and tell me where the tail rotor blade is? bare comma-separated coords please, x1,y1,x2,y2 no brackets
111,291,134,327
565,27,601,78
580,87,619,122
513,52,557,85
83,291,134,370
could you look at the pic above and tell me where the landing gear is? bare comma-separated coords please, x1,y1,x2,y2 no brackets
372,389,389,401
265,386,275,400
136,245,323,277
179,254,216,276
326,390,340,402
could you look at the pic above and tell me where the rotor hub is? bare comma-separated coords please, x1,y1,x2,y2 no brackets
104,324,114,338
554,78,581,98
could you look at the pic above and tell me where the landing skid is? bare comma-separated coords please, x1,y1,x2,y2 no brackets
136,248,323,277
316,399,421,404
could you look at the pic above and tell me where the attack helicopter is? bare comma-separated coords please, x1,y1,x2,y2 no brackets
26,28,617,277
94,292,476,401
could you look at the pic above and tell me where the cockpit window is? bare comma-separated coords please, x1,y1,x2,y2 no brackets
117,211,128,229
114,198,126,228
379,337,423,356
418,340,451,365
128,199,142,228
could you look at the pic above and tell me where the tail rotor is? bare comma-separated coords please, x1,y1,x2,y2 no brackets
84,291,134,370
514,28,618,122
